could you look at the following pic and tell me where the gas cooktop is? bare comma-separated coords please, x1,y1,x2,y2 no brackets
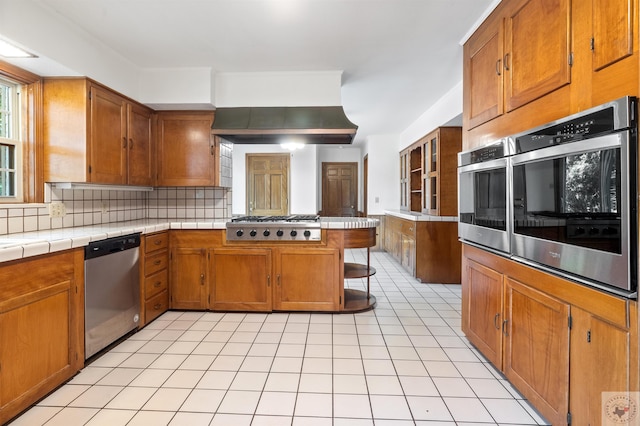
226,215,321,241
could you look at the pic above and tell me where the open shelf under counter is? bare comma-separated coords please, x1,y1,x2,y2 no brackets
339,225,377,313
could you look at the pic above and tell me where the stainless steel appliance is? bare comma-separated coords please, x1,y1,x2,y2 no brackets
510,96,637,296
458,139,512,254
226,215,322,241
84,233,141,359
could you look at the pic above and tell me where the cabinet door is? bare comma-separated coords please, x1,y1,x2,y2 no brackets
399,151,409,210
127,103,153,186
592,0,634,71
504,277,569,426
463,15,504,129
211,248,272,312
274,248,340,311
157,112,216,186
570,307,630,426
89,85,127,184
170,248,207,309
0,251,82,425
504,0,571,111
463,259,504,368
400,233,416,275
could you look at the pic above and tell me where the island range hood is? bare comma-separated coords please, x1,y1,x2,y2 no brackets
211,106,358,144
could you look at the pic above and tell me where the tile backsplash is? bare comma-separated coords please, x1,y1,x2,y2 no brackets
0,185,232,236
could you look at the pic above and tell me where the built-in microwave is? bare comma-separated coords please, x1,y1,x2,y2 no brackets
510,96,637,296
458,139,512,254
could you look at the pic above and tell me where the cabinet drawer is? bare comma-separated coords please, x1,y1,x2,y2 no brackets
145,232,169,254
400,220,417,237
145,269,168,299
145,290,169,323
145,252,168,275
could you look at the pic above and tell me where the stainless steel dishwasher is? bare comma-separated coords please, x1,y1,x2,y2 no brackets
84,233,141,359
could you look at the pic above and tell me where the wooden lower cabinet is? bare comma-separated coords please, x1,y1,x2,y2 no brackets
462,259,504,368
140,232,169,325
462,244,637,426
169,230,343,312
384,215,461,283
210,248,272,312
274,248,341,311
0,250,84,425
170,247,208,310
503,278,569,426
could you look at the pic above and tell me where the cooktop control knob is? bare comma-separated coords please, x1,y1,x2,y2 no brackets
250,229,257,237
304,230,311,237
263,229,271,237
276,229,284,237
236,229,244,237
290,230,298,237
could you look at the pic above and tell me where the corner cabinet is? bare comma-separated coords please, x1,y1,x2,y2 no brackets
156,112,218,186
462,244,637,426
0,250,84,424
43,78,153,185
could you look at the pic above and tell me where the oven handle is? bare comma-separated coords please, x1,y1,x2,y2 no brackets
511,132,623,165
457,157,509,173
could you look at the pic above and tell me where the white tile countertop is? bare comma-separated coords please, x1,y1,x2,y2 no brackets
384,210,458,222
0,217,379,263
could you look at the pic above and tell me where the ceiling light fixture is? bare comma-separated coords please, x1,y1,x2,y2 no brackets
0,39,37,58
280,142,305,151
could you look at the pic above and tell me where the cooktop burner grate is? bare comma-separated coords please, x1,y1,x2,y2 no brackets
231,215,320,223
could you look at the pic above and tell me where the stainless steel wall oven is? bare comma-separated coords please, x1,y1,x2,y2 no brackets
458,139,512,254
510,97,637,296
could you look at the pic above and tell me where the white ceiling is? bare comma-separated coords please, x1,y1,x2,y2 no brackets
6,0,495,144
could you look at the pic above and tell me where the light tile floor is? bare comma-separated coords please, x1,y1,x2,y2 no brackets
11,249,550,426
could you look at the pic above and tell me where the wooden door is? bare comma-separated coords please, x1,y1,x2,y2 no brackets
504,0,571,111
89,85,127,184
210,248,272,312
127,103,153,186
247,154,289,216
274,248,340,311
570,307,630,426
504,277,569,426
463,259,504,369
463,13,505,129
157,112,215,186
170,247,207,309
322,162,357,216
363,155,368,216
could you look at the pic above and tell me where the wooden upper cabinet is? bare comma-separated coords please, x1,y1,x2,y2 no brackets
156,112,216,186
463,14,504,129
43,78,154,185
126,103,154,186
89,85,127,184
504,0,571,112
592,0,634,71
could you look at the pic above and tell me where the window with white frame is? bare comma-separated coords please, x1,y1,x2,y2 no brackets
0,77,21,202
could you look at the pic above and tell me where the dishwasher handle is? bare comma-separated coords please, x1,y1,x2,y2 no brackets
85,233,141,260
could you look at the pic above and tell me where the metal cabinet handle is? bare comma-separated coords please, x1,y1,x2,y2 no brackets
502,319,509,336
154,240,162,245
122,137,127,148
495,59,502,76
200,273,205,285
267,274,271,287
129,138,134,149
277,274,281,286
153,303,162,310
154,281,161,288
494,313,501,330
154,260,162,265
503,53,510,71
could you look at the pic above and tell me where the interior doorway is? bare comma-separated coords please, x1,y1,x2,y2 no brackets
321,162,358,216
363,155,368,216
246,153,290,216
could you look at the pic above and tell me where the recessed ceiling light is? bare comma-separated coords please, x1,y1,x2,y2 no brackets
0,39,37,58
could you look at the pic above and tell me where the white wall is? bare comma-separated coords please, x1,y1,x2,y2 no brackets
364,134,400,215
231,144,319,215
